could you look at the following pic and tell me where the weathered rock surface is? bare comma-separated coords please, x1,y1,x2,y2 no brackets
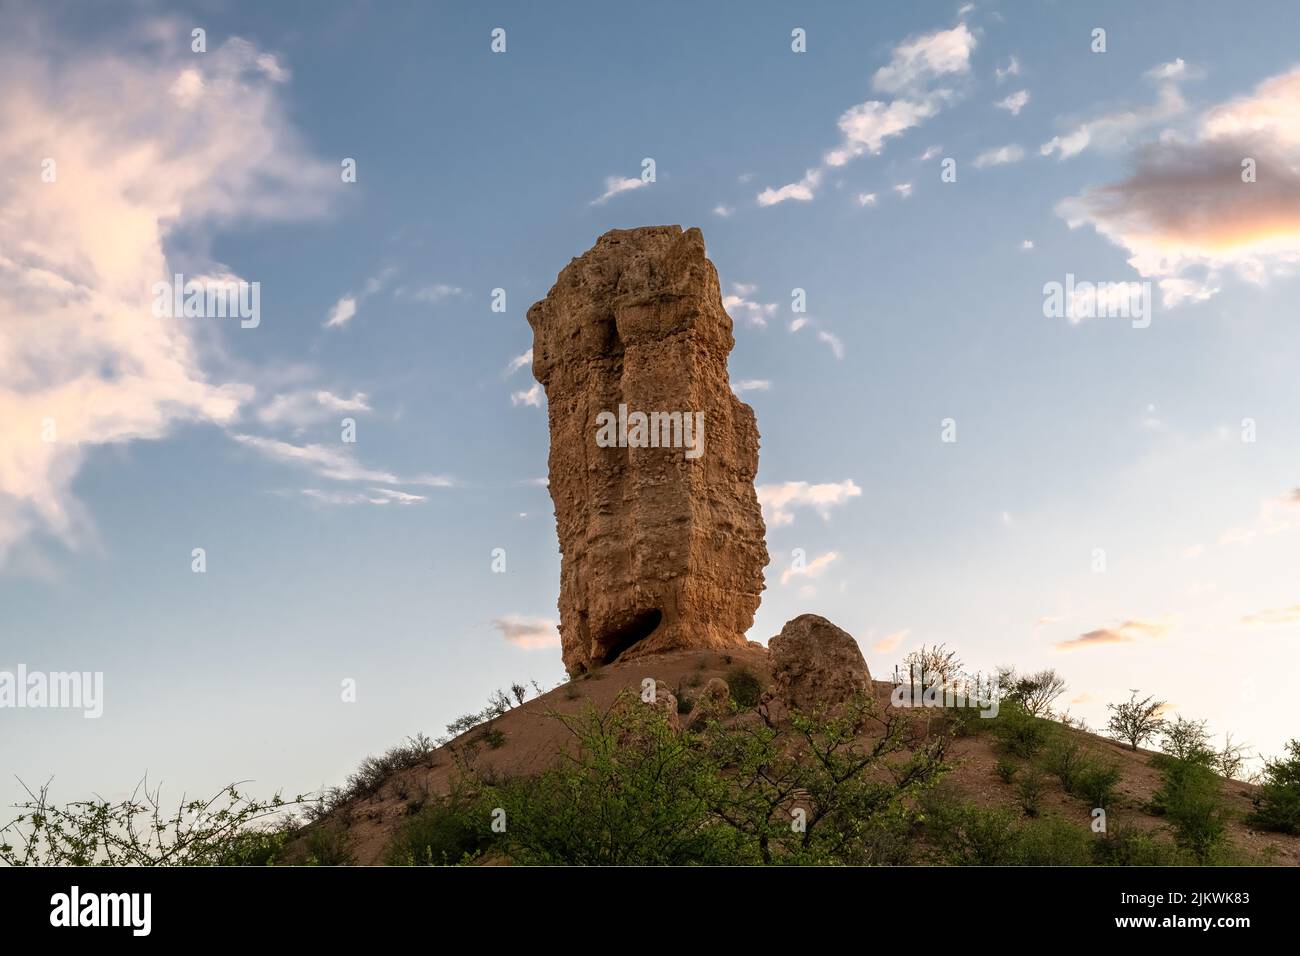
768,614,872,712
528,226,769,675
684,677,732,730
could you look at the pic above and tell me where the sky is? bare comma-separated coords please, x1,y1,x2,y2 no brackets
2,0,1299,812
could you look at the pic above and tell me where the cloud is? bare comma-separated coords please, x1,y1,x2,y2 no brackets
919,145,942,161
1147,58,1188,81
789,317,809,333
856,192,878,207
1241,604,1300,626
781,550,838,585
894,182,913,199
1056,619,1170,650
873,629,908,654
1021,239,1035,250
1040,75,1186,159
757,168,822,206
722,285,778,326
257,390,370,429
712,204,734,218
504,348,533,377
1055,66,1300,305
817,330,845,358
731,379,771,395
511,383,543,407
995,89,1029,115
757,479,862,526
492,615,561,650
872,22,977,94
0,25,335,563
995,55,1020,82
591,175,646,205
231,433,453,487
324,295,357,328
301,487,426,506
973,143,1025,167
399,283,462,303
757,21,976,207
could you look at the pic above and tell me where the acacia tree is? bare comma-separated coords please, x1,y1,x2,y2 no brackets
1106,690,1166,751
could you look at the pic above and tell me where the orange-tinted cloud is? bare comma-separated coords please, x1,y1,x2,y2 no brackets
1056,619,1170,650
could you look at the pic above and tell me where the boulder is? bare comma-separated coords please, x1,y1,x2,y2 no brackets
768,614,872,713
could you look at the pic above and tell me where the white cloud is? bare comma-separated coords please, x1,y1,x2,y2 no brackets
324,295,357,328
511,383,543,407
856,192,878,207
894,182,913,198
1147,58,1187,81
301,487,427,506
872,22,977,94
995,89,1029,115
1040,78,1186,159
817,330,845,359
758,22,976,208
789,317,808,333
995,55,1020,82
1021,239,1035,250
757,168,822,206
731,379,772,395
231,433,453,487
757,479,862,526
257,390,371,429
722,285,778,327
918,145,942,161
781,550,838,585
504,348,533,377
712,204,734,218
0,27,335,563
492,615,561,649
973,143,1025,167
591,175,646,205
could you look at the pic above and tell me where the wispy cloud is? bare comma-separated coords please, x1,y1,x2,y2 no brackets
995,89,1029,115
781,550,839,585
1056,619,1170,650
492,615,561,649
722,285,778,327
232,433,453,487
973,143,1025,167
873,628,908,654
1241,604,1300,627
301,487,427,506
511,383,543,407
757,20,976,207
504,348,533,377
758,479,862,527
731,379,772,395
591,175,646,205
257,390,371,429
0,27,334,563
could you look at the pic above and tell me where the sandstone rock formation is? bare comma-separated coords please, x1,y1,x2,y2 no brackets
528,226,769,675
768,614,873,713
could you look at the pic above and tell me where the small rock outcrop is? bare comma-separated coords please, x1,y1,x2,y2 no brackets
528,226,769,675
768,614,873,713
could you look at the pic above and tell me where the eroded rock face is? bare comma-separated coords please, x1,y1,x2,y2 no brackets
768,614,873,713
528,226,769,675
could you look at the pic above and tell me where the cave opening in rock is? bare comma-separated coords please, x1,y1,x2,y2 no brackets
598,609,663,664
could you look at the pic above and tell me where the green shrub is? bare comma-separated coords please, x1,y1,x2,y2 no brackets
385,787,491,865
725,666,764,709
1016,767,1047,817
1092,825,1185,866
1074,760,1121,808
991,700,1050,758
995,758,1018,784
1247,739,1300,835
481,728,507,750
1016,816,1093,865
302,822,355,866
1149,754,1231,863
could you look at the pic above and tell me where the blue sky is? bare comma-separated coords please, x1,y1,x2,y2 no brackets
3,0,1300,809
